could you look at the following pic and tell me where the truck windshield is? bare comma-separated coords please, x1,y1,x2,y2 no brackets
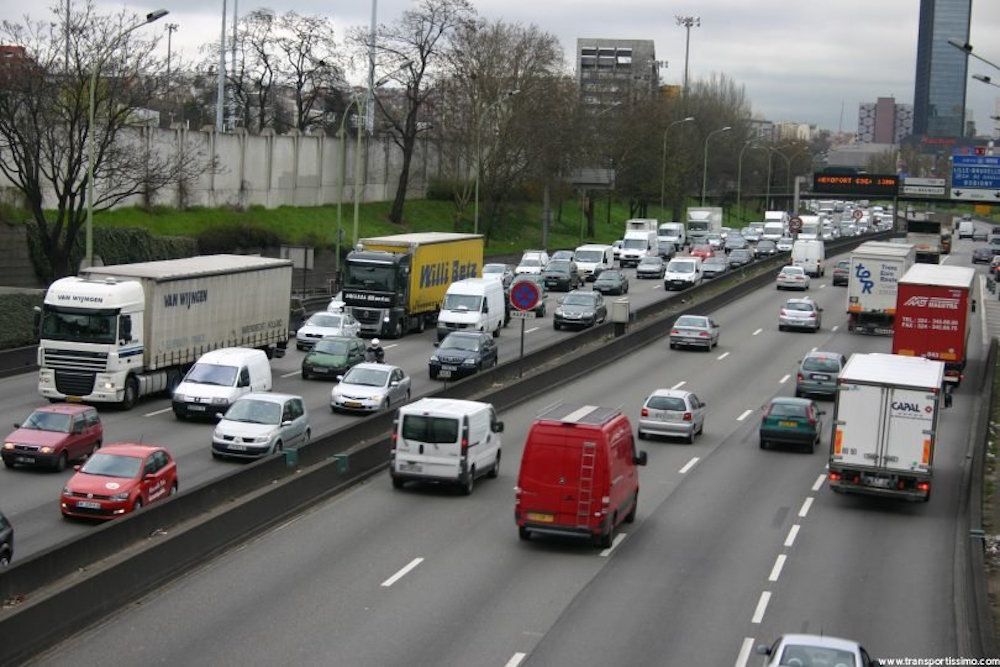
688,222,708,231
344,262,396,292
40,305,118,345
443,294,483,311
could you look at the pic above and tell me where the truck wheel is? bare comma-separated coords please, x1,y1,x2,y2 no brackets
391,320,404,339
416,316,426,333
120,377,138,410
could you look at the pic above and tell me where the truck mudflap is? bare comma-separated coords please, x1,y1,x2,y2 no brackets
828,468,931,502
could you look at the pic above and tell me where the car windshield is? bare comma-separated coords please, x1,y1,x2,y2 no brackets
545,261,572,272
563,294,595,306
308,314,343,328
837,261,850,269
401,415,459,444
785,302,815,312
443,294,483,311
314,340,349,355
769,402,809,418
639,257,661,266
623,239,647,249
22,410,72,432
184,363,237,386
781,267,804,275
343,367,390,387
705,258,726,267
803,357,841,372
574,250,604,262
519,258,542,267
224,399,281,425
676,316,707,328
483,264,506,274
647,396,687,411
597,272,621,282
778,644,856,667
80,452,142,478
667,260,696,272
440,336,479,352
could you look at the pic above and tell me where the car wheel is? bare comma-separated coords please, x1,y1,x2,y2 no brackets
302,429,311,445
169,481,178,496
54,450,68,472
211,451,222,460
381,398,390,412
273,440,283,455
487,451,501,479
518,526,531,541
669,342,676,349
595,517,614,548
624,493,638,524
301,369,310,380
0,551,9,567
132,497,143,512
778,325,785,332
686,430,695,445
795,388,802,397
429,370,438,380
637,429,646,440
461,467,475,496
391,476,405,490
553,322,560,330
405,390,411,403
759,438,768,450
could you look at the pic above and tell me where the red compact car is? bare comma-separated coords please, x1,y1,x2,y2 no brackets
690,244,715,260
3,404,103,471
60,444,178,520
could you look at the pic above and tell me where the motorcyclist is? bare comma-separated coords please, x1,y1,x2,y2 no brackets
366,338,385,363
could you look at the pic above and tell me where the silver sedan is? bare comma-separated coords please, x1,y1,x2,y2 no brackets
331,363,411,413
637,389,706,444
669,314,720,350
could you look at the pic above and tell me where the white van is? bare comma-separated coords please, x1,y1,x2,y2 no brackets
619,230,659,267
172,347,272,420
957,219,975,239
515,250,549,275
792,239,826,277
664,256,703,291
657,223,686,251
437,278,506,341
762,221,785,241
573,244,614,281
390,398,504,494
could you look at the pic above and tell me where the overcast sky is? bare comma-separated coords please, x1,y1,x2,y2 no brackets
4,0,1000,134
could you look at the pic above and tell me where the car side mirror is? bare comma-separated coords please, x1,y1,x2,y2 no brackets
433,341,439,347
73,423,84,434
493,421,504,433
13,423,19,429
73,464,81,471
336,375,344,381
634,451,648,466
755,645,772,656
281,420,293,427
215,412,224,420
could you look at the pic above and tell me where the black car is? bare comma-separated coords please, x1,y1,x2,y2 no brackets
972,246,995,264
832,259,851,285
0,511,12,567
553,290,607,330
429,331,498,380
593,270,629,295
701,256,729,279
723,234,749,253
510,274,547,316
727,248,754,268
755,239,778,257
542,260,582,292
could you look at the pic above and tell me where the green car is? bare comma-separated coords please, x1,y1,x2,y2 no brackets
301,336,366,380
759,397,825,453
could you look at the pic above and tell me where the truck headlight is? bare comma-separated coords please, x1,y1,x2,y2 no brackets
102,381,116,390
383,316,390,323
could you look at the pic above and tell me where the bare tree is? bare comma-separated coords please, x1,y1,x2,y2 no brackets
231,9,279,133
0,4,210,279
275,11,344,133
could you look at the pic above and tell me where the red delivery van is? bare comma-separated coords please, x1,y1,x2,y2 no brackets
515,404,647,547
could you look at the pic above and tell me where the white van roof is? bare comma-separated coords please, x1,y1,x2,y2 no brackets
446,278,500,293
401,398,491,417
576,243,613,251
194,347,266,366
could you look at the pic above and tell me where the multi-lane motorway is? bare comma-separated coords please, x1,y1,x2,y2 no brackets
25,230,993,665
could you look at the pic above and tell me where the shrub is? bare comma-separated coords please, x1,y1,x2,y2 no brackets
195,223,282,254
0,292,44,349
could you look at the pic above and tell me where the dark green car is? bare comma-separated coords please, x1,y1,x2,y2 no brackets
759,397,824,453
301,336,366,380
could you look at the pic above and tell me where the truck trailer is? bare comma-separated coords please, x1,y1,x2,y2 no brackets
37,255,293,409
892,264,975,385
685,207,723,246
342,232,484,338
828,353,947,502
846,241,915,335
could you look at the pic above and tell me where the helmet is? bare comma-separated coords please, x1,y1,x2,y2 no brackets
371,338,380,346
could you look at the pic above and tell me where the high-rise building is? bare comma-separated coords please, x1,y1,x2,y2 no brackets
857,97,912,144
912,0,971,138
576,39,659,111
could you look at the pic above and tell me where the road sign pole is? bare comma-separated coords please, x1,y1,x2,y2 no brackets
519,318,525,378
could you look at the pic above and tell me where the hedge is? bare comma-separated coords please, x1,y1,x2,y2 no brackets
0,292,44,349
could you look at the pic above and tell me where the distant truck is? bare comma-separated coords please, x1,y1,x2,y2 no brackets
342,233,484,338
37,255,293,409
892,264,975,385
828,352,948,502
905,215,943,264
846,242,915,335
624,218,659,233
796,214,821,241
656,222,686,251
685,207,723,246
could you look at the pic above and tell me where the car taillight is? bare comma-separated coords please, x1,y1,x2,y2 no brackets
917,481,930,493
641,408,649,417
780,310,788,316
671,329,680,335
797,373,804,382
683,412,692,421
461,436,469,454
698,331,708,337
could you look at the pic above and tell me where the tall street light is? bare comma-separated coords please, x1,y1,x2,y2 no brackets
660,116,695,212
947,39,1000,73
337,94,363,272
700,126,731,206
474,89,519,235
736,140,765,225
973,73,1000,89
675,16,700,97
85,9,169,269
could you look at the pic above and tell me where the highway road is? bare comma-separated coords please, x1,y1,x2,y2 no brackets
32,229,991,665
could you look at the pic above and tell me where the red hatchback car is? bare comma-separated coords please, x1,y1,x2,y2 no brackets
60,444,177,520
3,404,103,471
690,244,715,260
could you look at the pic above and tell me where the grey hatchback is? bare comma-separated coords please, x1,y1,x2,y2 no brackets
795,351,847,399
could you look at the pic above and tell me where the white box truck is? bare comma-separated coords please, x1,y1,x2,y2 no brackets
624,218,659,233
619,230,658,267
685,207,723,245
846,241,915,335
828,353,948,502
37,255,293,409
791,239,825,277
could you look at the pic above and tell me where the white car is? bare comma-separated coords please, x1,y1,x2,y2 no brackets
211,393,310,460
515,250,550,275
756,634,880,667
331,363,411,413
779,297,822,332
776,265,810,291
776,236,794,252
296,312,361,350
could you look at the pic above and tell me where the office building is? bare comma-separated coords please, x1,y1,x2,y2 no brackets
912,0,972,138
576,38,659,111
857,97,912,144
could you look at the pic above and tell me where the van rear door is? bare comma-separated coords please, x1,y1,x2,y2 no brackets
519,427,584,527
396,413,461,480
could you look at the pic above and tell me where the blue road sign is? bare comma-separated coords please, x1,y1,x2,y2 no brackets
510,280,541,311
951,155,1000,201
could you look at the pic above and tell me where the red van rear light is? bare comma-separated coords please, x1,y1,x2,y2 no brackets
828,471,841,481
683,412,692,421
917,481,930,493
641,408,649,417
601,496,611,507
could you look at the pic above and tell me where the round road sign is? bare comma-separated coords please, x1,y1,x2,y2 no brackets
789,216,803,234
510,280,541,312
853,208,864,220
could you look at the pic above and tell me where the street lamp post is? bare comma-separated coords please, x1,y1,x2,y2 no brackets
85,9,168,269
337,94,362,272
973,73,1000,89
660,116,695,213
700,126,731,206
736,140,762,225
474,89,518,235
674,16,700,96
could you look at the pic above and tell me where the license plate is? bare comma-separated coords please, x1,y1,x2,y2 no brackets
312,367,328,373
346,401,362,408
864,475,892,489
65,396,81,403
442,365,458,371
526,512,554,523
399,462,422,472
15,456,35,464
188,405,206,412
810,374,830,380
228,443,246,451
779,420,798,428
439,370,452,378
76,501,101,509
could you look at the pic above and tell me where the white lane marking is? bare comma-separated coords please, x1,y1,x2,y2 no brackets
384,343,399,349
736,409,753,421
735,637,756,667
768,554,787,582
812,474,827,492
679,457,700,474
144,407,172,417
751,591,771,624
381,557,424,587
940,254,950,264
671,380,687,390
784,524,800,547
525,327,539,334
274,515,303,532
810,346,817,352
981,275,989,345
798,497,814,518
779,374,790,384
717,351,730,360
831,325,839,332
653,284,662,289
599,532,627,557
752,328,763,336
505,653,527,667
281,369,302,378
819,284,826,289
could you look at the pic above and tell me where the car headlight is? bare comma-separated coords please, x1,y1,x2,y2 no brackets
173,393,189,402
40,446,53,454
2,442,13,451
462,358,477,365
211,397,228,405
429,356,440,363
555,309,564,317
110,491,130,501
